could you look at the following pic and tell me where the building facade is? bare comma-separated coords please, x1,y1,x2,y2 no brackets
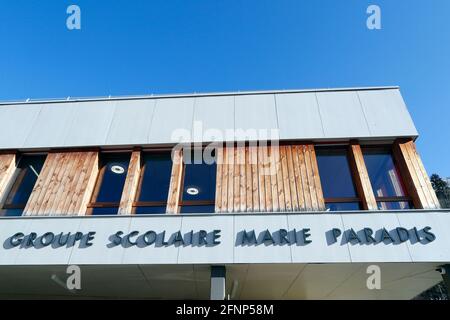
0,86,448,299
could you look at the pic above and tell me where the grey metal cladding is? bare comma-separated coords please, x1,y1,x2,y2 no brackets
234,94,278,141
316,91,371,138
62,101,116,147
275,92,325,140
357,89,418,137
148,97,195,144
106,99,156,146
192,95,234,143
0,103,42,149
0,87,419,150
23,102,78,148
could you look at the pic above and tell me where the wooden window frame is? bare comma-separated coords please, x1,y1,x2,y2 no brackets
361,145,414,208
86,152,131,214
316,146,363,210
131,149,173,213
178,147,216,211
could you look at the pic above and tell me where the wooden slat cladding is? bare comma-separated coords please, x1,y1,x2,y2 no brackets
166,148,183,214
0,154,16,201
23,152,99,216
393,139,440,209
215,144,325,213
118,150,141,215
348,143,378,210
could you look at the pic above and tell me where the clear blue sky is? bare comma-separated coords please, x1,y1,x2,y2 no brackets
0,0,449,177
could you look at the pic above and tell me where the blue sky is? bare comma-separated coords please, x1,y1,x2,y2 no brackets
0,0,449,177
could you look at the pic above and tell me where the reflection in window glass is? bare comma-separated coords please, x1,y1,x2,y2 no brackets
363,150,407,197
377,201,412,210
363,149,412,210
2,155,46,217
325,202,362,211
89,153,130,215
134,153,172,215
316,148,360,211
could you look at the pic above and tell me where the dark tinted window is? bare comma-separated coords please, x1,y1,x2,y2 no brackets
94,154,130,203
137,153,172,202
363,150,407,197
316,148,360,211
2,155,46,216
89,153,130,215
182,150,216,202
180,205,215,214
180,149,216,214
316,148,357,198
363,148,412,210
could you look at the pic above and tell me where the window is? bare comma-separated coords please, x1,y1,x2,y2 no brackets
180,148,216,213
133,152,172,214
316,148,361,211
363,148,413,210
1,155,46,216
87,153,130,215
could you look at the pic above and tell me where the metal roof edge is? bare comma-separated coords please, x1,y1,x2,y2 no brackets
0,86,400,106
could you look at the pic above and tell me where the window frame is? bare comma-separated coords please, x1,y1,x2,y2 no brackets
1,154,47,214
132,149,173,213
316,146,363,211
178,147,216,212
87,152,131,215
361,145,413,209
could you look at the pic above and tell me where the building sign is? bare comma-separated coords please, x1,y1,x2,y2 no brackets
4,226,435,250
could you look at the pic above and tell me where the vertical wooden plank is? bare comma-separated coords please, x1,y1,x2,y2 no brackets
298,145,312,211
245,146,253,212
286,146,299,211
304,145,318,210
238,146,247,212
292,146,305,210
250,145,260,212
308,145,325,211
118,150,142,215
220,147,228,213
60,152,86,216
280,146,292,211
46,152,81,216
65,152,98,216
76,152,99,215
394,140,439,209
393,141,426,209
262,145,273,212
0,154,16,202
348,143,377,210
227,146,235,213
409,142,440,208
257,146,266,211
274,146,285,211
233,146,241,212
215,147,223,213
50,152,78,215
269,146,279,212
167,148,184,214
49,152,80,215
404,142,431,208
